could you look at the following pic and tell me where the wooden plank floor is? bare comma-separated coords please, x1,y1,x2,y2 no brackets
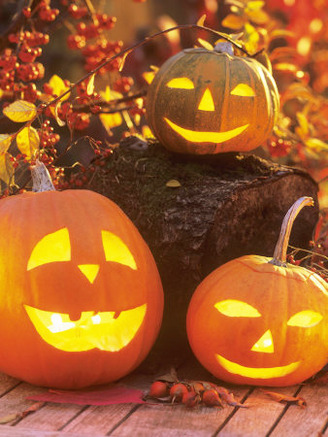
0,359,327,437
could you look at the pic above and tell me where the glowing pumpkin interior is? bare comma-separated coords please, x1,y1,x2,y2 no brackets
24,227,145,353
146,48,280,155
214,299,323,380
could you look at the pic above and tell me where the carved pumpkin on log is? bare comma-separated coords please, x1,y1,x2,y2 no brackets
0,162,164,389
146,45,280,155
187,197,328,386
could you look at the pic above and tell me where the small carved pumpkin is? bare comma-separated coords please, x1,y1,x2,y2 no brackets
0,162,163,389
146,46,280,155
187,197,328,386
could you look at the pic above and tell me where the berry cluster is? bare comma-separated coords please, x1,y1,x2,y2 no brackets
266,136,292,158
147,379,246,409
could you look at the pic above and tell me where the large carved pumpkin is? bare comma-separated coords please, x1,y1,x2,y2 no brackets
0,162,163,389
146,46,280,155
187,197,328,386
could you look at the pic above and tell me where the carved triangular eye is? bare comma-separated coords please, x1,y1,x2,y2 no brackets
215,299,261,317
27,228,71,271
230,83,255,97
166,77,194,89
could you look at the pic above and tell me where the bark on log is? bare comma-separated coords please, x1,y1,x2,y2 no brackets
88,139,319,359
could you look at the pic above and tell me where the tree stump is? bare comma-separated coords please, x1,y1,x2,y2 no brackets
88,140,319,360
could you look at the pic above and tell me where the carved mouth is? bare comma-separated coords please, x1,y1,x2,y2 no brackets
164,118,249,144
24,304,147,352
216,354,300,379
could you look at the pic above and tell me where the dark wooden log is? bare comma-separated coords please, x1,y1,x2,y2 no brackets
88,139,319,360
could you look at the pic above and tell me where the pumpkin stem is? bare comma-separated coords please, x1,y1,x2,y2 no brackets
214,42,234,55
269,196,314,267
30,160,56,192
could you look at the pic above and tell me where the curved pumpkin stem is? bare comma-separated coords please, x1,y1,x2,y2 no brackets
30,160,55,192
269,196,314,267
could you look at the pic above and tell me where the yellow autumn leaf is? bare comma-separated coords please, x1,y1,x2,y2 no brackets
273,63,298,72
16,126,40,159
245,1,265,11
100,86,122,103
197,38,214,50
222,14,245,30
305,138,328,151
0,153,14,185
197,14,206,26
48,74,70,101
296,112,309,137
99,113,123,132
118,50,131,72
142,71,156,85
142,125,155,139
166,179,181,188
246,9,269,25
0,134,12,154
3,100,37,122
87,73,95,95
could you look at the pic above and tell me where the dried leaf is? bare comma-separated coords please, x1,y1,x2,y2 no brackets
27,386,144,405
157,368,179,384
0,413,19,424
215,386,247,408
87,73,95,96
197,14,206,26
0,134,13,154
3,100,37,122
16,126,40,159
21,401,45,417
166,179,181,188
263,390,307,408
0,152,14,185
53,101,66,127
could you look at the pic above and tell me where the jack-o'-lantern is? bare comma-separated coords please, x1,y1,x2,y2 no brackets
146,45,280,155
0,162,163,389
187,197,328,386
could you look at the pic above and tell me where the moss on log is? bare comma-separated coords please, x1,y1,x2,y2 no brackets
88,139,319,359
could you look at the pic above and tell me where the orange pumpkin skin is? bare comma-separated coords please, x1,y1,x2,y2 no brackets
187,255,328,387
146,48,280,155
0,189,163,389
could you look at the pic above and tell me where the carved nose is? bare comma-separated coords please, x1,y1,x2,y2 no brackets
251,330,274,353
78,264,99,284
198,87,215,111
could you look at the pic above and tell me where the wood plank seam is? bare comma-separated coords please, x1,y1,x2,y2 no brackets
211,387,254,436
0,382,22,399
106,404,141,436
318,416,328,435
265,385,303,437
57,404,90,431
